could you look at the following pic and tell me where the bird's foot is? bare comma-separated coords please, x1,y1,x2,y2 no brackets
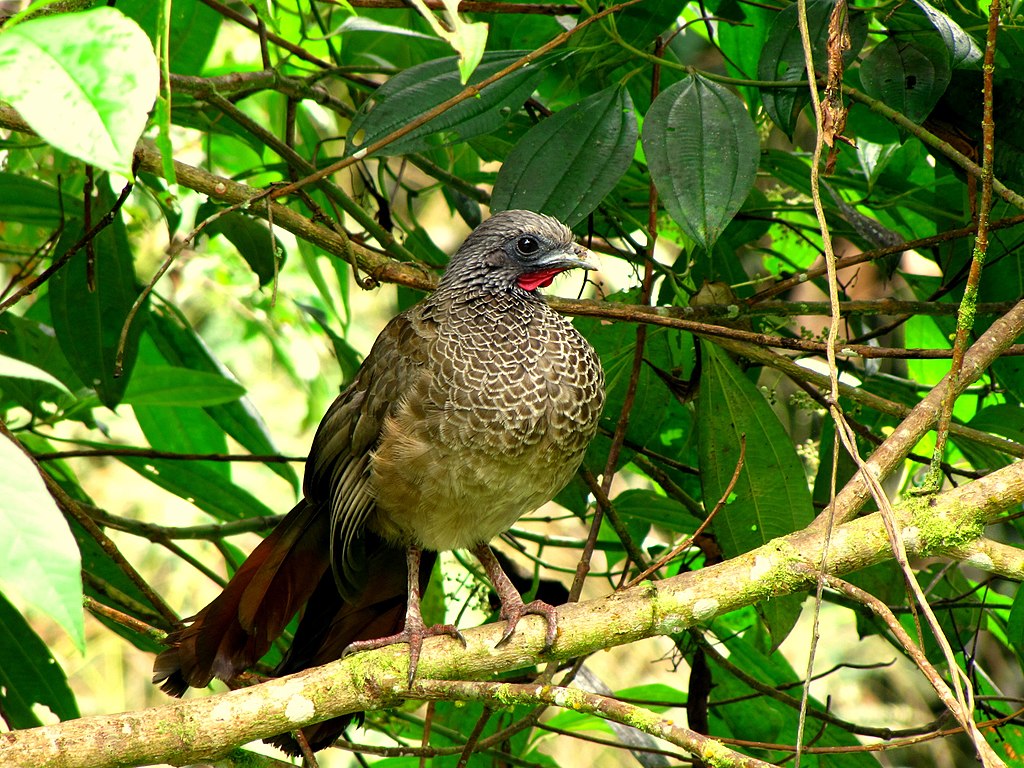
342,618,466,687
495,598,558,652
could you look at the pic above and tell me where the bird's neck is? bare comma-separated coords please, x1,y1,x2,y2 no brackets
431,278,547,308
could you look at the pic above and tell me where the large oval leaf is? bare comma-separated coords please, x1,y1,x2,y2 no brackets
860,36,951,124
910,0,981,68
0,353,72,397
348,50,560,156
118,0,222,76
491,85,638,227
117,455,278,522
642,74,759,250
0,434,84,653
0,7,158,174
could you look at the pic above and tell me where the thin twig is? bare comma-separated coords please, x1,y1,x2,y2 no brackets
926,0,1001,491
410,679,776,768
0,179,134,313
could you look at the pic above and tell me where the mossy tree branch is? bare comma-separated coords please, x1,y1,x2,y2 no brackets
3,460,1021,768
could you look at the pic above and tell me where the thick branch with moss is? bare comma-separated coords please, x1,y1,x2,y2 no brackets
3,461,1021,768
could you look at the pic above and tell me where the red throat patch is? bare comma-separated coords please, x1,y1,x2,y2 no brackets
517,267,565,291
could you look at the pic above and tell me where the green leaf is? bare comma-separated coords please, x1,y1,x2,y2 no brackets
134,403,232,480
145,303,299,492
710,629,874,766
911,0,981,68
718,2,773,112
491,85,638,227
122,366,246,407
348,50,559,156
967,404,1024,445
575,302,693,473
49,188,145,410
569,1,681,74
117,455,278,522
0,433,85,652
0,7,158,174
1009,587,1024,672
696,343,812,646
196,205,284,287
642,74,759,249
117,0,222,76
696,343,814,556
860,36,951,124
0,352,72,396
0,591,79,728
613,488,694,534
0,172,82,227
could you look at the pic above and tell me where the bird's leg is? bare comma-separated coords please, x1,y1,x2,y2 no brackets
342,544,465,686
472,543,559,651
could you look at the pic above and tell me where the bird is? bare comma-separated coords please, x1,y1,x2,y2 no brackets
152,209,606,754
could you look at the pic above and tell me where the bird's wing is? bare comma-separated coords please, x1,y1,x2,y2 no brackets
304,306,438,593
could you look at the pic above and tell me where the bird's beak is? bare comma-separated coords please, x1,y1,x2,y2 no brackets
535,243,597,272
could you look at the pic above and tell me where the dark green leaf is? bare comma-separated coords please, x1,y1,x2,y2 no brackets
1009,587,1024,672
0,591,79,728
569,1,682,74
2,299,85,406
0,352,71,397
710,628,875,766
576,302,693,473
911,0,981,68
967,404,1024,445
697,343,814,555
348,50,561,156
642,74,759,249
117,0,222,76
491,85,638,227
860,36,951,124
145,302,299,491
718,2,774,110
0,172,82,227
49,190,145,410
122,366,246,407
134,403,231,479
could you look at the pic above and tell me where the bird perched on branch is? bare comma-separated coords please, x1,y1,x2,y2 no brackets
153,210,605,753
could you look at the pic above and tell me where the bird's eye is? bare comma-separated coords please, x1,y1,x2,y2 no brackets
516,235,541,255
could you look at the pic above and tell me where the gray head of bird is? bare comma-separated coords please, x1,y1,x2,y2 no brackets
439,210,595,294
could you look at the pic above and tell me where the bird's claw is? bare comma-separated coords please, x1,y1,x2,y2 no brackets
343,621,466,687
495,599,558,652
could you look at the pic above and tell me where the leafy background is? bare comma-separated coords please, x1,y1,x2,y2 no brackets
0,0,1023,766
